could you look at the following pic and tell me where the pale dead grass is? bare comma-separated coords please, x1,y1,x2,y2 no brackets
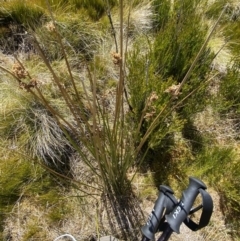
3,195,97,241
129,1,154,33
208,34,233,73
4,198,50,240
170,188,232,241
194,107,240,147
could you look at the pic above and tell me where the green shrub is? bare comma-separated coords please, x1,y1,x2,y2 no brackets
188,146,240,238
153,0,211,81
152,0,171,31
126,40,185,151
217,61,240,115
126,0,214,154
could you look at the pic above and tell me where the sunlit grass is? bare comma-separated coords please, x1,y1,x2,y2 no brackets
0,0,240,240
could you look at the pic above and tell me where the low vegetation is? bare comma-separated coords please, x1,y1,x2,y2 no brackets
0,0,240,240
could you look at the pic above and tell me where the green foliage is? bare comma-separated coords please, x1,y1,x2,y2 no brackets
126,40,171,120
75,0,106,20
206,0,239,23
189,146,232,182
0,0,45,28
46,200,70,223
0,1,46,54
35,18,103,61
152,0,171,30
189,146,240,238
153,0,211,81
22,219,44,241
0,154,65,238
126,0,214,152
205,0,228,19
207,1,240,55
62,0,117,20
225,20,240,54
126,41,185,151
0,0,240,238
217,60,240,115
0,157,31,236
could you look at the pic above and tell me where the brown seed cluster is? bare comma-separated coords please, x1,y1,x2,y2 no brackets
12,63,37,91
12,63,28,79
144,91,159,121
111,52,122,65
19,78,38,91
164,83,181,97
45,21,56,32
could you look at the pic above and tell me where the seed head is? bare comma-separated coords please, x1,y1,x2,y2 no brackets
12,63,28,79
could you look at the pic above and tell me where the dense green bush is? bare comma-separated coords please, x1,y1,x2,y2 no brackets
188,146,240,238
218,60,240,115
126,0,214,152
153,0,210,81
152,0,171,31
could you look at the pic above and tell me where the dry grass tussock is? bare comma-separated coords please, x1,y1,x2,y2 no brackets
194,107,240,147
129,1,154,33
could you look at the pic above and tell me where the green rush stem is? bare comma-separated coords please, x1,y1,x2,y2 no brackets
44,0,79,100
32,37,86,133
37,159,102,193
54,28,81,101
113,0,124,134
